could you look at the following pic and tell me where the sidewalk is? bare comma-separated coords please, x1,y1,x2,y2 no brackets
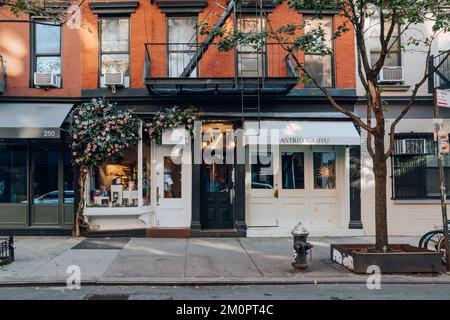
0,236,449,286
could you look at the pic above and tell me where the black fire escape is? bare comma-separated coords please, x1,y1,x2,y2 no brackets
428,50,450,92
143,0,299,95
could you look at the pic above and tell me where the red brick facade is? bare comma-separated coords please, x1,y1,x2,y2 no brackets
0,0,356,95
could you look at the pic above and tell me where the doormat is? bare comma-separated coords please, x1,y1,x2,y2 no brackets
71,237,130,250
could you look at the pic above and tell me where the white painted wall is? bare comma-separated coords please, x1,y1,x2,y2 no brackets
360,118,450,236
356,19,449,97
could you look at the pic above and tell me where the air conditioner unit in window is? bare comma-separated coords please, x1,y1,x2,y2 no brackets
104,72,124,93
378,66,404,84
34,73,61,88
104,72,124,87
394,138,432,155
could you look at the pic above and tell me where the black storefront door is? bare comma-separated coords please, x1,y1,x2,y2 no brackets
200,163,234,229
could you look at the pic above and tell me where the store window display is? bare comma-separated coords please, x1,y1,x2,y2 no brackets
88,147,138,207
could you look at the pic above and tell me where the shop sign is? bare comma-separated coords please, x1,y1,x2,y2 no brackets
437,89,450,108
279,136,330,144
0,127,60,139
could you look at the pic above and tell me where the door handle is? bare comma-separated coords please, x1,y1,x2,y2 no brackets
274,189,279,198
156,187,160,206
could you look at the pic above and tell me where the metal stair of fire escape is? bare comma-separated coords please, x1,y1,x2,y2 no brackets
180,0,236,78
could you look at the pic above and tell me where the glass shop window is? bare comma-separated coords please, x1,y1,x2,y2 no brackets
313,152,336,189
250,152,274,189
163,156,182,199
282,152,305,189
64,148,74,204
89,147,138,207
0,145,27,203
143,134,151,206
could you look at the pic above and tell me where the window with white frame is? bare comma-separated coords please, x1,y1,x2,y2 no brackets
369,20,401,68
303,16,334,88
32,21,61,84
237,16,267,78
100,17,130,87
167,16,197,77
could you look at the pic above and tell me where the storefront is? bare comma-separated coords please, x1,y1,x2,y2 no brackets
85,118,364,238
84,126,192,236
244,120,364,237
0,103,74,234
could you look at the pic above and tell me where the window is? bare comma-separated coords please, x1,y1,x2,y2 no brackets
304,16,333,87
392,133,450,199
282,152,305,189
88,146,138,207
237,17,267,77
100,17,130,86
32,22,61,80
0,145,27,203
64,148,74,204
250,152,274,189
164,156,182,198
143,134,151,206
167,17,197,77
369,20,401,67
313,152,336,189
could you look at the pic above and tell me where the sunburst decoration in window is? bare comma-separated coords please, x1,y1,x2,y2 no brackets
317,164,334,180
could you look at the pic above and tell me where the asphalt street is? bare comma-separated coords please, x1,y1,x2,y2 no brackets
0,284,449,300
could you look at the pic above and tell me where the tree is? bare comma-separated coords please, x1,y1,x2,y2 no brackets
0,0,83,25
207,0,450,250
68,98,141,236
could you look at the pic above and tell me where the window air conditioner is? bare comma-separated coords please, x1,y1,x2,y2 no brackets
34,73,61,88
104,72,124,87
378,66,404,84
394,138,431,155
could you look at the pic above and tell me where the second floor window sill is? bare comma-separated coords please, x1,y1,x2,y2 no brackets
392,199,443,204
379,84,411,92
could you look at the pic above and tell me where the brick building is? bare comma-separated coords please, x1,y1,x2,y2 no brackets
0,0,364,237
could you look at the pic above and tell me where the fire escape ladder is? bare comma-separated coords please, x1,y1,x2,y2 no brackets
180,0,235,78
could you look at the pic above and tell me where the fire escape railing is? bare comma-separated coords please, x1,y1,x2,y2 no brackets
143,42,299,81
428,51,450,92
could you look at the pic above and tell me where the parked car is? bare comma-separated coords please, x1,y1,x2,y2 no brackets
22,190,75,204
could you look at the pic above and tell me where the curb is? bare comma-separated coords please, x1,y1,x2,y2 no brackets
1,277,450,287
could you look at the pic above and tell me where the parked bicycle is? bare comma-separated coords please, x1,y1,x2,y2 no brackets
419,221,449,263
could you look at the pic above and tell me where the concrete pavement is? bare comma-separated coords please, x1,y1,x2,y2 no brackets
1,284,450,300
0,236,449,285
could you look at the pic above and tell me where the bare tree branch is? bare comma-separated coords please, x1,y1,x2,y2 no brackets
385,49,450,157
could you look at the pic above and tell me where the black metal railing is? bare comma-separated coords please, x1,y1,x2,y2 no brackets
144,42,298,80
428,51,450,92
0,236,14,266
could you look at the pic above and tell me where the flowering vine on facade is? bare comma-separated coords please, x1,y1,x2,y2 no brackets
68,98,141,235
144,106,198,144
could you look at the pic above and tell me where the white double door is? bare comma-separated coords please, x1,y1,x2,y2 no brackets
247,145,345,230
154,145,191,228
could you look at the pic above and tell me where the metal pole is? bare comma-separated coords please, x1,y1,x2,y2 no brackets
433,88,450,271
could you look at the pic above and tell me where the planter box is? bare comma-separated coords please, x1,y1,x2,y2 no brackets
330,244,443,274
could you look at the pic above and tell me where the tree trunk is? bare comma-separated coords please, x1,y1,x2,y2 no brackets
373,133,389,251
75,168,88,237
